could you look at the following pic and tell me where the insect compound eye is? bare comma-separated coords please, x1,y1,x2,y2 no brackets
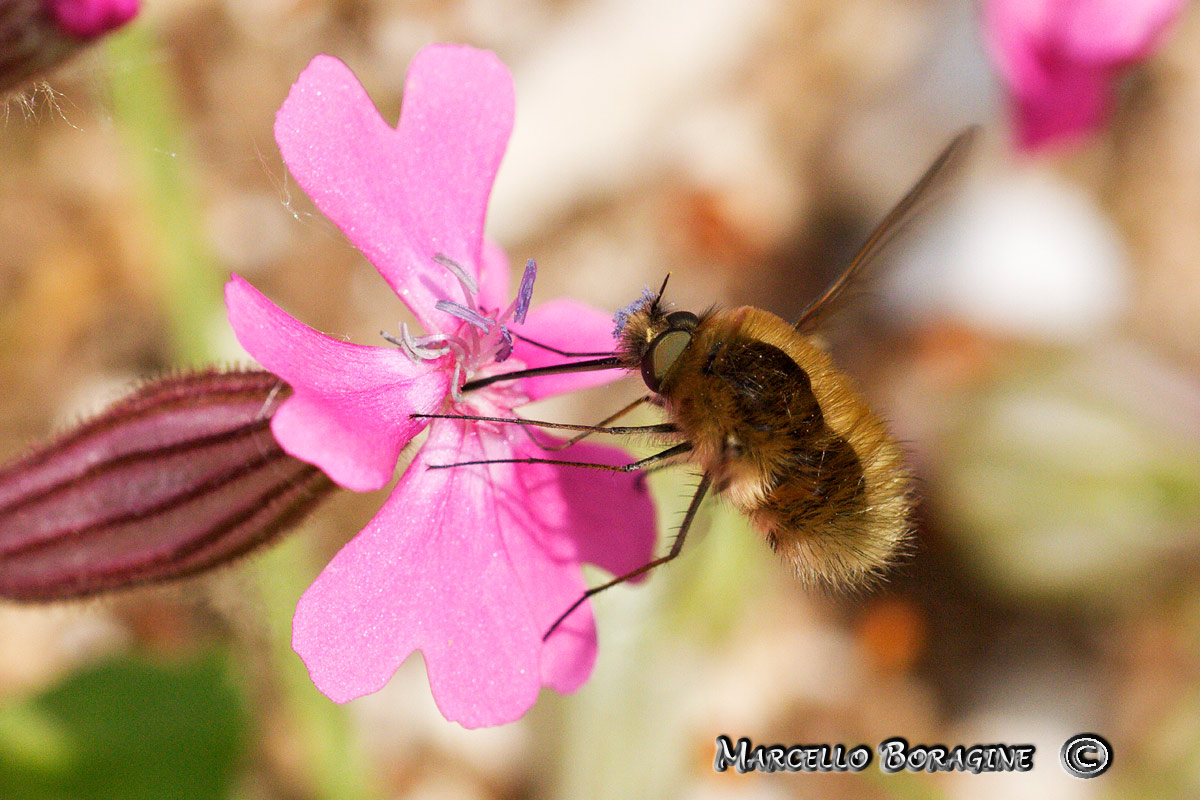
641,328,693,393
664,310,700,330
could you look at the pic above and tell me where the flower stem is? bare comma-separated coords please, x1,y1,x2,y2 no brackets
104,25,221,365
102,29,372,798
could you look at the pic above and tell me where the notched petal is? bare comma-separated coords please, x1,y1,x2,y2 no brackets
499,432,658,692
0,369,335,601
293,420,544,727
274,46,515,333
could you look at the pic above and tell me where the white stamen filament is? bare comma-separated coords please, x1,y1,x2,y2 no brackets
403,323,454,358
381,330,422,361
434,300,493,333
432,253,479,309
498,297,518,325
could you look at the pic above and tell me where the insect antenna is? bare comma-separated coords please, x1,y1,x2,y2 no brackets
459,356,622,393
543,472,713,640
651,273,671,309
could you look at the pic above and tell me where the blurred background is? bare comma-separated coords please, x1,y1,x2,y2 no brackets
2,0,1200,798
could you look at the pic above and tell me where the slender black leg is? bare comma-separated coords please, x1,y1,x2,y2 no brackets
413,410,675,438
631,460,681,489
520,395,654,451
426,441,692,472
543,472,714,640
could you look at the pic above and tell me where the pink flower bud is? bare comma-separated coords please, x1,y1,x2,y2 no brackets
0,369,335,601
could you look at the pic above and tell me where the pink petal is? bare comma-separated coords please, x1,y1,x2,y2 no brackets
550,440,660,580
1060,0,1184,64
274,47,514,334
984,0,1054,97
292,420,658,723
293,420,544,727
510,299,625,402
225,275,449,492
498,433,658,691
477,239,512,314
1011,67,1113,150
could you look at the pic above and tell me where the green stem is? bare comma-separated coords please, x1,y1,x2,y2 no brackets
104,26,220,364
103,27,373,799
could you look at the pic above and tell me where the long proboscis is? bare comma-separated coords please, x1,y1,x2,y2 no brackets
460,355,623,394
792,126,979,332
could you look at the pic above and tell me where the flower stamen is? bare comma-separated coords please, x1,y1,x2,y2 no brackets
384,323,461,363
432,253,480,306
435,300,493,333
494,326,514,362
499,259,538,325
381,329,421,361
513,259,536,324
406,329,457,354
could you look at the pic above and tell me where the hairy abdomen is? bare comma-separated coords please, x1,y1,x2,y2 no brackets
664,307,911,587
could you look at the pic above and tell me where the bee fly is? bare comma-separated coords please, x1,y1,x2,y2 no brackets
416,128,976,637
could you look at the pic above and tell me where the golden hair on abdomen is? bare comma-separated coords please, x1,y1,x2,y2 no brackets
654,306,911,588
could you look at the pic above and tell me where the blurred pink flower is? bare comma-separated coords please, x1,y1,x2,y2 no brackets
225,46,656,728
984,0,1185,150
46,0,138,38
1,0,138,93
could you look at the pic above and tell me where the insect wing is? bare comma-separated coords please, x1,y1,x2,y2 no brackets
792,127,978,332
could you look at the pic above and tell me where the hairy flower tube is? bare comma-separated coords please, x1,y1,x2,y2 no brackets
984,0,1184,150
0,370,333,600
226,46,656,727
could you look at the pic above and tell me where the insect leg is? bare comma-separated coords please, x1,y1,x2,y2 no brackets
413,411,675,438
425,441,692,472
543,471,713,640
522,394,655,451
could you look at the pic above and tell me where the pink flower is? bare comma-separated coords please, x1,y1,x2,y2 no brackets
984,0,1184,150
45,0,139,38
225,46,657,728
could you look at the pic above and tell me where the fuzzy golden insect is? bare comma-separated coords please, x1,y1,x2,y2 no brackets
419,128,976,636
613,299,911,589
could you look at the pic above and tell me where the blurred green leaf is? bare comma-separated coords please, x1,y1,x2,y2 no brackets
0,652,248,800
936,346,1200,600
